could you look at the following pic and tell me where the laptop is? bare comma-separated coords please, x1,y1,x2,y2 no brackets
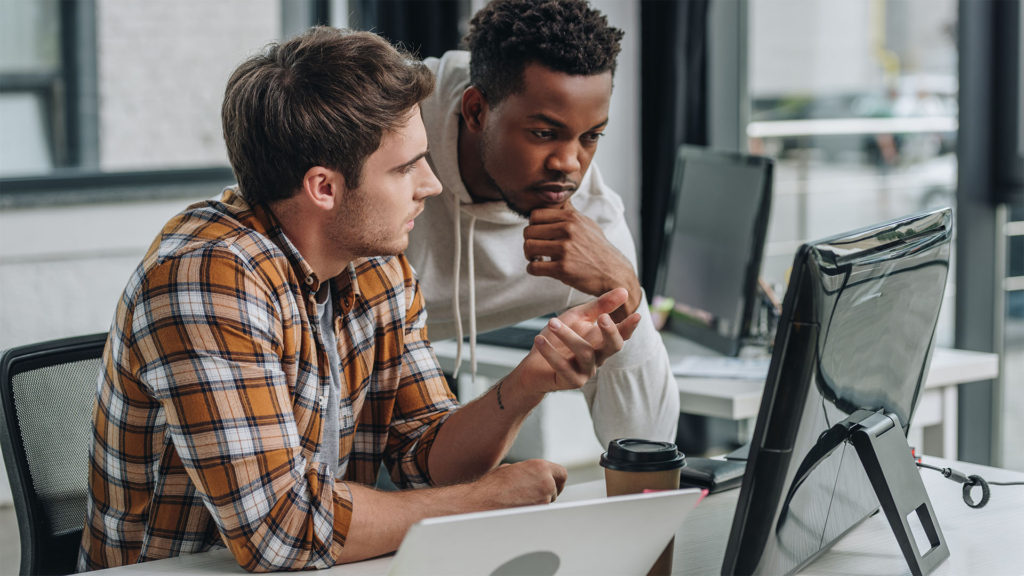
388,488,702,576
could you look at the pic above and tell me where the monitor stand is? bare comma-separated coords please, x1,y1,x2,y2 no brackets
779,408,949,576
849,410,950,576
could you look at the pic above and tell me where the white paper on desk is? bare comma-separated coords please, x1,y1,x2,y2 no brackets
672,356,770,380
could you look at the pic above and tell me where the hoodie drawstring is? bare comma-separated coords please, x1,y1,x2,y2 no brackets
467,215,477,377
450,193,478,381
451,194,464,377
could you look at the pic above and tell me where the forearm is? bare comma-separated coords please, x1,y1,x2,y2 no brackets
427,363,546,485
340,458,567,563
172,443,352,572
338,482,475,563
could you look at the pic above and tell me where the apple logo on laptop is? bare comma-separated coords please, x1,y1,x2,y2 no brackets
490,551,560,576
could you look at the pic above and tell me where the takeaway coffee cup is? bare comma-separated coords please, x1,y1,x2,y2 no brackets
600,439,687,576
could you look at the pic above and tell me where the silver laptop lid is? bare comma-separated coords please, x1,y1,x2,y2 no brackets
388,488,702,576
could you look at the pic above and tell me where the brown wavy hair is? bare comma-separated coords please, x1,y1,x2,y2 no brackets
222,27,434,204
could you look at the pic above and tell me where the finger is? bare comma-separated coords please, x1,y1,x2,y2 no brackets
551,463,568,494
528,206,577,225
546,318,595,369
533,334,592,389
616,312,642,342
533,334,572,375
523,221,569,241
523,238,565,261
593,313,625,364
525,258,563,279
570,287,629,321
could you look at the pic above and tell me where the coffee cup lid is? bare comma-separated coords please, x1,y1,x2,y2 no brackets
600,438,686,472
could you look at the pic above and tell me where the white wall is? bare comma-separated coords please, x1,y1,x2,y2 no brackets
0,200,206,351
97,0,280,171
0,197,211,505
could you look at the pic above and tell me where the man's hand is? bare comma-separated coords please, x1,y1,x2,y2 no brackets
469,460,568,508
426,289,637,487
340,459,567,563
524,205,643,321
521,287,641,394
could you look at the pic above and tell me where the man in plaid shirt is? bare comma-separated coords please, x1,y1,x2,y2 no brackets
78,27,641,572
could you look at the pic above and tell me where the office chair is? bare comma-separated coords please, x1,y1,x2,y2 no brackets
0,333,107,575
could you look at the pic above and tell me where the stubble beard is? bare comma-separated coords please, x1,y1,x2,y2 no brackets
330,191,406,259
480,129,530,220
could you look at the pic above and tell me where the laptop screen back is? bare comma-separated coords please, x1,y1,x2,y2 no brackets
388,488,702,576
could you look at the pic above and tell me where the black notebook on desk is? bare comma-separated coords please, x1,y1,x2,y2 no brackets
474,316,551,350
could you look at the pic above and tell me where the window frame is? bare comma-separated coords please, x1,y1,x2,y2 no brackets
0,0,330,208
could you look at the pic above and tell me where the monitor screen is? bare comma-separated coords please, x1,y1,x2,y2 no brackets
722,207,953,575
655,146,773,356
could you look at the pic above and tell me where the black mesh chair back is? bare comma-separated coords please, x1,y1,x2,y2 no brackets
0,333,107,575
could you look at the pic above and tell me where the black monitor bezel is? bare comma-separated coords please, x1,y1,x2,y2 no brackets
655,145,774,356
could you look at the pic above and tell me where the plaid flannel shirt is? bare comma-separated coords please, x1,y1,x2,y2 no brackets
78,188,458,572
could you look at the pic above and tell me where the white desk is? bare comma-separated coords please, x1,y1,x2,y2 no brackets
663,338,1000,460
431,334,1000,460
93,456,1024,575
673,456,1024,575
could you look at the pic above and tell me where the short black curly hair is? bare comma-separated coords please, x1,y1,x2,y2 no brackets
464,0,623,105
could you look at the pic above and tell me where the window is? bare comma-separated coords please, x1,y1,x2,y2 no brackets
0,0,66,176
747,0,959,345
0,0,288,203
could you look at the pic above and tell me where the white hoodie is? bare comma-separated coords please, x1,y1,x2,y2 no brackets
408,51,678,445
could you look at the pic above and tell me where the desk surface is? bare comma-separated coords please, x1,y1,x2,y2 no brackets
95,456,1023,575
431,333,1000,421
673,456,1024,575
670,344,1000,421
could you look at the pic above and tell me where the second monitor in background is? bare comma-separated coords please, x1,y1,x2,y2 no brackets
656,146,774,357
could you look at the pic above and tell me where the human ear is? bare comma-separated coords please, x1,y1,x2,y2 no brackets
300,166,344,211
296,165,348,212
461,85,488,133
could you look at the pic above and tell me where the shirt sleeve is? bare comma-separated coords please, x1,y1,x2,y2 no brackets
581,290,680,446
576,165,680,446
131,245,352,572
383,255,459,488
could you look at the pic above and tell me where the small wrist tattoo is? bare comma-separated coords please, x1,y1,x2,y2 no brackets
496,379,506,410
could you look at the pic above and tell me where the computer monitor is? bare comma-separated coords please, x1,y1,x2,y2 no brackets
722,207,953,575
655,146,774,356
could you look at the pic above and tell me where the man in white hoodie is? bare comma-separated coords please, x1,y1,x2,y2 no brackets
407,0,680,447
